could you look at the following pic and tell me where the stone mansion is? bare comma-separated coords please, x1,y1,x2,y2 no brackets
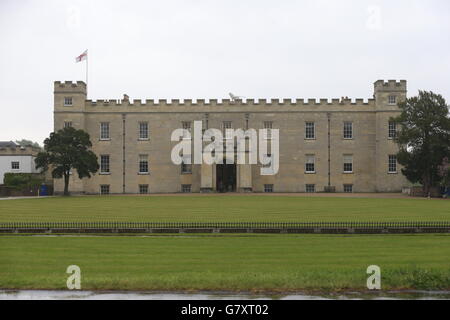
53,79,409,194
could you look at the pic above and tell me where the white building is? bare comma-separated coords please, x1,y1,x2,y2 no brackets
0,141,40,184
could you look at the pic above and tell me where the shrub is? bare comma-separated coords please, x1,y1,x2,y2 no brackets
3,173,44,190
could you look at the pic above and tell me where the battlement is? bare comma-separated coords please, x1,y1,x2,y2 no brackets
54,81,87,93
85,97,375,108
53,79,404,109
374,79,407,92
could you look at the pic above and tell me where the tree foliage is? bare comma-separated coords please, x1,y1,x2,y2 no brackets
35,127,99,196
392,91,450,195
3,173,44,190
15,139,41,149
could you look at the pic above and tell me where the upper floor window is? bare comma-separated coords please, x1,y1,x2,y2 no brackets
100,122,110,140
64,121,72,128
305,122,315,139
305,154,315,173
388,95,397,105
388,155,397,173
264,121,273,140
139,122,149,140
343,154,353,173
388,122,397,139
182,121,191,140
181,153,192,174
64,97,73,106
262,154,272,169
100,155,110,174
139,154,149,174
343,122,353,139
11,161,20,170
223,121,233,140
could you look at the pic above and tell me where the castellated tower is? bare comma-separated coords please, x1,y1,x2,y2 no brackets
53,81,87,193
374,80,407,192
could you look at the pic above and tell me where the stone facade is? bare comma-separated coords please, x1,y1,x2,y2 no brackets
53,80,409,194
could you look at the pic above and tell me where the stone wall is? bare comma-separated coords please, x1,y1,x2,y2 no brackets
53,80,410,194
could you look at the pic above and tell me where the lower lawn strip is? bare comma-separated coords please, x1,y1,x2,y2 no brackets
1,234,450,292
0,196,449,222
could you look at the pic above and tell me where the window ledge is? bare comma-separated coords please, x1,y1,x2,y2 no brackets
305,138,316,141
181,172,192,175
343,138,354,140
99,139,111,141
138,172,150,175
305,171,316,174
138,138,150,141
99,172,111,175
343,172,354,174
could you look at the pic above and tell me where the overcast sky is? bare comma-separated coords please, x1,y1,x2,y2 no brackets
1,0,449,144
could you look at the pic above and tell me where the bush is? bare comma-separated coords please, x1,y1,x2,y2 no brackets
3,173,44,190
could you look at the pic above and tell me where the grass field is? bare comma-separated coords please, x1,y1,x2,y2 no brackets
1,195,449,292
0,195,449,222
1,234,450,291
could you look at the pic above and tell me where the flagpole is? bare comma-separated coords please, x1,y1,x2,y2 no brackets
86,50,88,97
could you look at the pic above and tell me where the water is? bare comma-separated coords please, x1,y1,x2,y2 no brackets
1,290,450,300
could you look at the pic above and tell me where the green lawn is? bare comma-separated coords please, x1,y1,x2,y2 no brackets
1,234,450,291
0,195,449,222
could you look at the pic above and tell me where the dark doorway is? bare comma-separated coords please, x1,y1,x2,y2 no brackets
216,164,237,192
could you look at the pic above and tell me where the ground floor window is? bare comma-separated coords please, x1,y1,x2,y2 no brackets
100,185,110,195
388,155,397,173
182,184,192,193
343,184,353,193
305,184,315,193
139,184,149,194
264,184,274,193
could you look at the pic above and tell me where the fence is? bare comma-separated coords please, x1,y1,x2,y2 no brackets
1,221,450,234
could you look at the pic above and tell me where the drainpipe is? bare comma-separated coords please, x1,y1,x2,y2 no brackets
327,112,331,188
122,114,126,194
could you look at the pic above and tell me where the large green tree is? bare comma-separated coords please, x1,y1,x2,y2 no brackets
392,91,450,196
35,127,99,196
15,139,41,149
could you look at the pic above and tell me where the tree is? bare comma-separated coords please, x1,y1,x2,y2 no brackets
35,127,99,196
15,139,42,149
392,91,450,196
438,157,450,188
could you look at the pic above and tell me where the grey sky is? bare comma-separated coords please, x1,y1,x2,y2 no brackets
1,0,449,144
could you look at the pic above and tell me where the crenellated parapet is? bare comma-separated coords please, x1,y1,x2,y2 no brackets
53,79,407,110
374,80,407,92
84,97,375,108
54,81,87,94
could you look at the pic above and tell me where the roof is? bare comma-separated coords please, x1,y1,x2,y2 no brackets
0,141,17,148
